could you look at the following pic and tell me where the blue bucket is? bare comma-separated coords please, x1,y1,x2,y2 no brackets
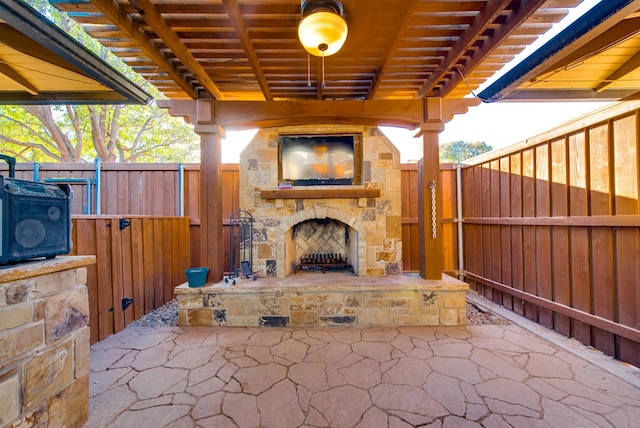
185,267,209,287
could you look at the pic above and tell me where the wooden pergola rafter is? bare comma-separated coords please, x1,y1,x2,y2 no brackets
418,0,547,98
90,0,200,99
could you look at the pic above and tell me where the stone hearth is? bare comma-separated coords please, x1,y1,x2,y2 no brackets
176,272,468,328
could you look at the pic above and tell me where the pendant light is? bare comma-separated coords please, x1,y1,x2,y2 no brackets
298,0,348,57
298,0,348,89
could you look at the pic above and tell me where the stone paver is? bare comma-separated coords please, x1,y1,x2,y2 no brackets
84,321,640,427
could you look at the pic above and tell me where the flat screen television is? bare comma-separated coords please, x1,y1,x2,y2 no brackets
279,134,361,186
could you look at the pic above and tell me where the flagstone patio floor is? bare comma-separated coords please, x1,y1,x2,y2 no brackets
85,295,640,427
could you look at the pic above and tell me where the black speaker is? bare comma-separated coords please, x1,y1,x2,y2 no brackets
1,175,72,265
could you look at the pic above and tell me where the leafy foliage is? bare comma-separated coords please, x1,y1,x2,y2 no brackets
439,140,493,163
0,2,200,163
0,104,200,163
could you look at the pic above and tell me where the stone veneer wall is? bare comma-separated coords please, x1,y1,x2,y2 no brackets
176,276,469,327
0,256,94,428
239,125,402,277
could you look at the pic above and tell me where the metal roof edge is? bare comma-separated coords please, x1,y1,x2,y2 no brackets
0,0,152,105
477,0,637,103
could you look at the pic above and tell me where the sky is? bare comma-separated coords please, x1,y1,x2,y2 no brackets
221,0,605,163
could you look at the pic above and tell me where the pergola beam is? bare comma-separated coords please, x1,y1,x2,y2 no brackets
169,99,478,131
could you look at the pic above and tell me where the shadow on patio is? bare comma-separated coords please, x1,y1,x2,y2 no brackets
85,294,640,428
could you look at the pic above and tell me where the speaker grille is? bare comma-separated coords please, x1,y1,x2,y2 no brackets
1,177,71,264
9,197,70,256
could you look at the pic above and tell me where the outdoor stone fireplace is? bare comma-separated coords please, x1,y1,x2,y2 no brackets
239,125,402,278
174,124,469,329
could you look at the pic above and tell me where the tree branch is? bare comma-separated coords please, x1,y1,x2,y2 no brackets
0,111,56,146
23,105,77,161
0,135,63,161
66,105,84,160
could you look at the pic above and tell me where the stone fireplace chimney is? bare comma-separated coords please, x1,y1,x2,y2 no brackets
239,125,402,278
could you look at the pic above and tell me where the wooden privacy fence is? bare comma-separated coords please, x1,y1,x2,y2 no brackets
4,161,451,273
8,162,196,216
461,101,640,368
70,216,190,344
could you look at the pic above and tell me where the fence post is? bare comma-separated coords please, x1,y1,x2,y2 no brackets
178,163,185,216
94,158,102,214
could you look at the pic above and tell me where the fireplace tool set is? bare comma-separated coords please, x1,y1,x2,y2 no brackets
225,209,257,285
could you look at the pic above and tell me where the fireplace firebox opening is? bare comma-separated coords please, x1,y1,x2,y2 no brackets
291,218,356,274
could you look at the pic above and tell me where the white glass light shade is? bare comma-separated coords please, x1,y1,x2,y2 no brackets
298,11,348,57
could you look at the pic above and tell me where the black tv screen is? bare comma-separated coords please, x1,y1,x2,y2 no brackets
280,135,355,186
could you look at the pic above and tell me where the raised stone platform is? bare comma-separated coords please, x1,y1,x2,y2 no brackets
0,256,95,428
175,272,469,328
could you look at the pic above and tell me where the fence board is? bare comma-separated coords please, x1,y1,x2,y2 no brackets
509,153,524,315
591,228,616,355
72,219,99,342
441,166,457,274
569,131,592,344
613,113,640,365
498,158,511,309
521,149,538,321
153,219,165,308
121,220,135,327
94,218,114,341
401,165,420,272
142,219,155,314
109,218,125,333
130,218,145,321
462,101,640,368
481,161,491,293
535,144,553,328
551,139,570,336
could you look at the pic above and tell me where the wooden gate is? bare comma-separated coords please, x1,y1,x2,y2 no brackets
70,216,190,343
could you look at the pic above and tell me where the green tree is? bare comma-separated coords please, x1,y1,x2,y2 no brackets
439,140,492,163
0,0,200,163
0,104,200,163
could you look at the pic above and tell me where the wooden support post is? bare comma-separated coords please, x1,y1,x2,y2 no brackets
156,99,226,282
418,98,445,280
197,126,225,282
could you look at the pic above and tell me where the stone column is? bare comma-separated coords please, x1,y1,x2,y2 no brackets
0,256,95,427
418,98,445,280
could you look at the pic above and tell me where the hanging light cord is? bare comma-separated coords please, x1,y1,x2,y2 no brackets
321,52,326,89
319,43,328,89
307,53,311,87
